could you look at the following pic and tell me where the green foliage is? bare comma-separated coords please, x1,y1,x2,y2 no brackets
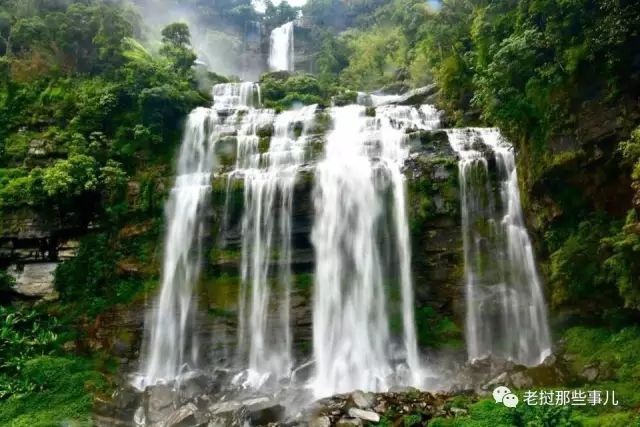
263,0,298,29
0,306,64,399
564,326,640,383
42,154,99,198
260,72,327,110
0,356,107,427
339,26,409,91
54,232,152,315
160,23,197,73
415,306,462,349
161,23,191,47
0,270,14,294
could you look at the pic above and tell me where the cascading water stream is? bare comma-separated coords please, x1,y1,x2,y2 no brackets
138,83,262,388
231,104,317,388
212,82,261,111
447,128,552,366
269,21,294,72
310,104,440,398
139,107,219,386
138,84,550,405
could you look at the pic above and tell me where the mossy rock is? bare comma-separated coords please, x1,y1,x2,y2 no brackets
256,124,274,139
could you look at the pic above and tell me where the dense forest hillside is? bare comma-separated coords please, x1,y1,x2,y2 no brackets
0,0,639,426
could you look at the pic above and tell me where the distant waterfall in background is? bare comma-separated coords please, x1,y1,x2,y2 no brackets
310,104,440,398
447,128,552,366
269,21,294,72
230,103,318,388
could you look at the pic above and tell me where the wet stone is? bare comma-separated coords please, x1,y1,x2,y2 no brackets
350,390,374,409
336,417,363,427
246,399,285,425
309,415,331,427
347,408,380,422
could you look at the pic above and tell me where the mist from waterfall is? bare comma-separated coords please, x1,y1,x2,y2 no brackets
269,21,294,72
310,104,440,398
231,103,318,388
447,128,552,366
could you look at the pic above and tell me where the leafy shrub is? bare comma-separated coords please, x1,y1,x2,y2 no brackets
0,306,63,399
0,356,106,427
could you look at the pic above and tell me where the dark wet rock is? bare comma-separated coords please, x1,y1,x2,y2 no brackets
163,402,203,427
397,84,438,106
177,372,218,404
246,399,285,425
208,400,248,427
145,384,176,424
112,384,143,413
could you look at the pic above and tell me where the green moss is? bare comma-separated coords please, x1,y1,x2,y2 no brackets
564,326,640,383
258,136,271,154
259,73,330,110
415,306,463,349
332,89,358,106
3,133,32,163
295,273,314,290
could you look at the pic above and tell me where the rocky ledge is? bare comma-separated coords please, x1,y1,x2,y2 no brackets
306,389,472,427
95,382,472,427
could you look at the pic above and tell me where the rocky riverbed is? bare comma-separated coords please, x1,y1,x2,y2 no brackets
94,351,579,427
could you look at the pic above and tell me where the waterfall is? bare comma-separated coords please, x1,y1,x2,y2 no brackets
140,108,218,385
310,104,440,398
447,128,552,366
231,104,317,388
269,21,294,72
212,82,261,111
138,83,261,387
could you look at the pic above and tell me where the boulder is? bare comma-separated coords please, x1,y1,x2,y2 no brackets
246,399,285,425
163,403,202,427
309,415,331,427
482,372,510,391
581,364,599,382
208,401,247,427
347,408,380,423
351,390,375,409
397,84,437,106
145,384,175,424
336,418,363,427
178,371,216,403
510,371,534,389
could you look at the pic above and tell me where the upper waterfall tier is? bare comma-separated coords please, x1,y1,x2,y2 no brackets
269,21,295,72
212,82,262,111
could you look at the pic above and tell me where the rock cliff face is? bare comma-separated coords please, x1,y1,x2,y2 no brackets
1,207,84,300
